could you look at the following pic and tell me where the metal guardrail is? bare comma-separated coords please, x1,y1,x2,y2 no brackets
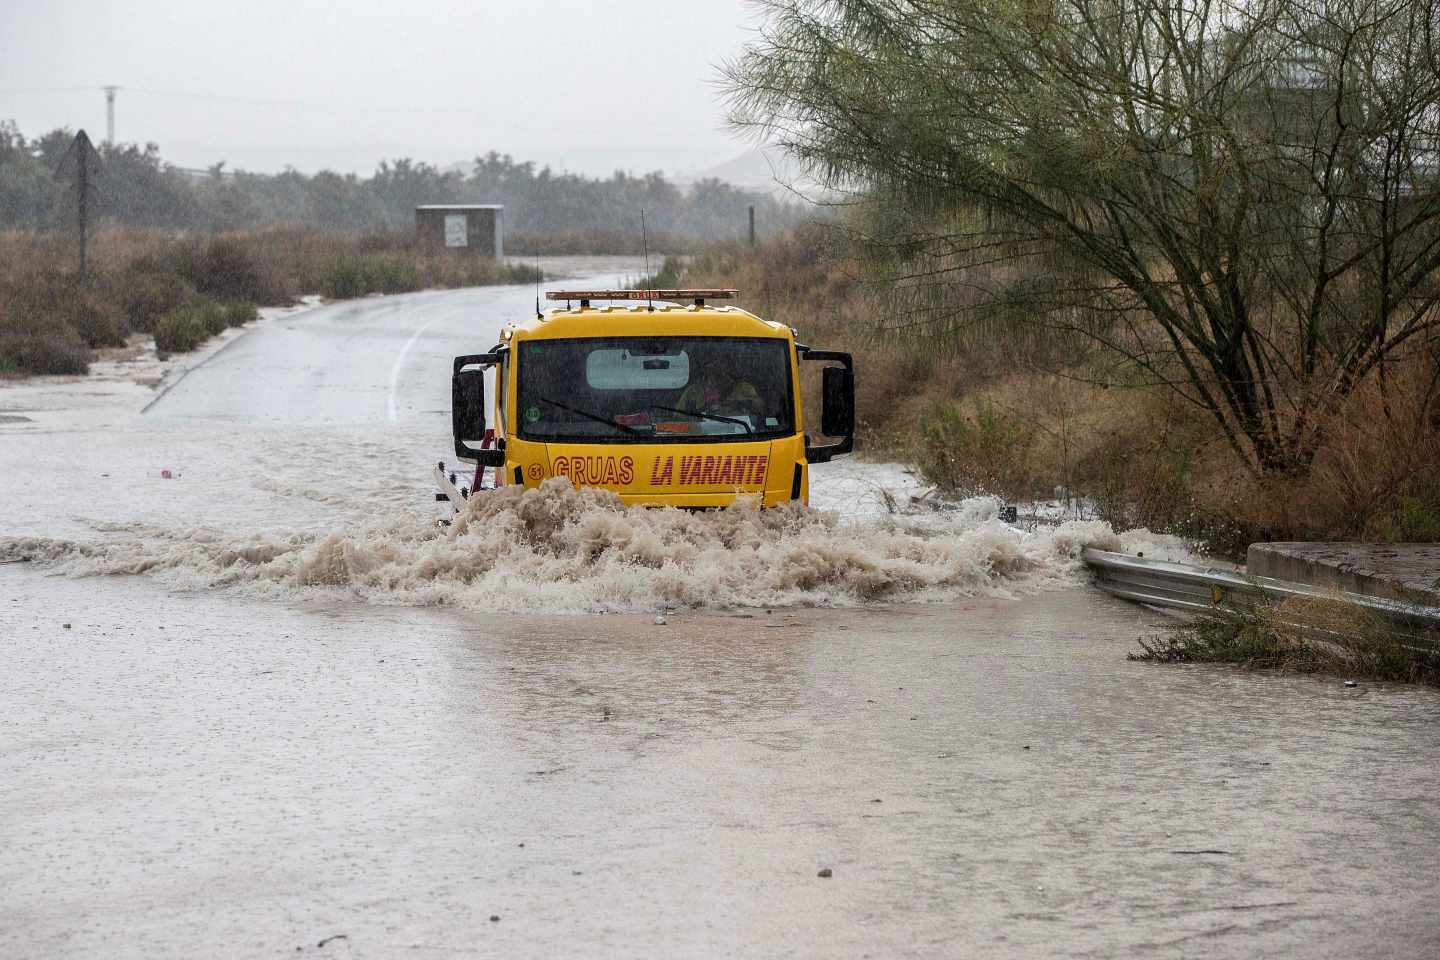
1083,548,1440,646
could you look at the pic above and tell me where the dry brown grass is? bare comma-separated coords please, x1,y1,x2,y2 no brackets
0,227,541,376
1192,361,1440,544
0,229,176,285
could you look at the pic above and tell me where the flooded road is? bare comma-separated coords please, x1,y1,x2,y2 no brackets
3,263,1439,956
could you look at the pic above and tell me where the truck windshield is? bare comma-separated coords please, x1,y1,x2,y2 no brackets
517,336,795,442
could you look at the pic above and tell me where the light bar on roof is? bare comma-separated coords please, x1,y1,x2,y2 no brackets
544,289,739,301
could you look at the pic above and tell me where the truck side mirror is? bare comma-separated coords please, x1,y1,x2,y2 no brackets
800,349,854,463
453,353,503,465
821,366,854,439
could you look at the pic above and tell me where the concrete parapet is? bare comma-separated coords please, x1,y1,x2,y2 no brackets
1247,542,1440,605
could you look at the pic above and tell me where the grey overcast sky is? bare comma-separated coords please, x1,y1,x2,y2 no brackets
0,0,764,177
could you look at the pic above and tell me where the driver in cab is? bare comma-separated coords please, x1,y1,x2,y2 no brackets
677,360,762,418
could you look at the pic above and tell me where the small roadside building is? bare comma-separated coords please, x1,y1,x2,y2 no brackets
415,204,504,257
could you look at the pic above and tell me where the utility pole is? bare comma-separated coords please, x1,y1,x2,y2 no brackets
103,86,118,146
748,205,756,247
54,130,101,282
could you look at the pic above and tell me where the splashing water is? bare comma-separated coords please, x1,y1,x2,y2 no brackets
1,477,1190,613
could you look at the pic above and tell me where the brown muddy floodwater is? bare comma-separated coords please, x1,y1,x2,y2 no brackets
3,569,1438,958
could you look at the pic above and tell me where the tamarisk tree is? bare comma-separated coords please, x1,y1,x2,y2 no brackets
728,0,1440,476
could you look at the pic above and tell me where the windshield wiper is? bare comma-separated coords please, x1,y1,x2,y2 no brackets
650,404,754,436
535,396,643,436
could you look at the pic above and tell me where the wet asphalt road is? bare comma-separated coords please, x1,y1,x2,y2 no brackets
3,272,1440,957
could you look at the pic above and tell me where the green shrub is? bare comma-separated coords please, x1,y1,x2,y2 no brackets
220,300,259,328
372,259,420,294
118,271,196,332
62,292,127,348
3,273,127,348
139,297,248,356
197,301,230,337
1374,490,1440,543
1131,602,1440,686
633,255,686,289
319,259,367,299
0,332,90,375
169,237,289,303
152,307,212,354
318,256,421,299
916,399,1035,498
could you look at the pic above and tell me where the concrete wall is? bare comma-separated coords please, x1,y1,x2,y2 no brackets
1248,542,1440,604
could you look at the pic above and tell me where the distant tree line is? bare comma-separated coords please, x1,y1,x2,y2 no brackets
0,121,805,242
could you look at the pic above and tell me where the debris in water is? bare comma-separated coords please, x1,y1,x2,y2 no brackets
316,934,348,948
62,623,71,629
654,614,667,625
1344,680,1358,688
160,468,173,479
817,867,833,878
489,915,501,922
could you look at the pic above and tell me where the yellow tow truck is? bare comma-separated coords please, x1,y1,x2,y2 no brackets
434,288,853,511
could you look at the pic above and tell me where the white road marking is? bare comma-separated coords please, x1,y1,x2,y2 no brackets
388,316,442,423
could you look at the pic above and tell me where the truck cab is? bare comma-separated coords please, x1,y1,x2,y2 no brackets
442,289,852,510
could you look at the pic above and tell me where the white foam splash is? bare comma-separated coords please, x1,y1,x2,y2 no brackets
1,477,1187,614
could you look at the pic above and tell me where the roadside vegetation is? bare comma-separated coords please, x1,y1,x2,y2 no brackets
0,228,542,376
680,224,1440,554
1131,602,1440,687
708,0,1440,556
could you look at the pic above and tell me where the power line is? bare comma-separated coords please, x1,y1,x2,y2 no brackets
0,83,324,109
116,86,328,109
0,85,96,95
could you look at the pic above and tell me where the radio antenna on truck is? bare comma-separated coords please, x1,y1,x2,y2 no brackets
640,208,653,312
